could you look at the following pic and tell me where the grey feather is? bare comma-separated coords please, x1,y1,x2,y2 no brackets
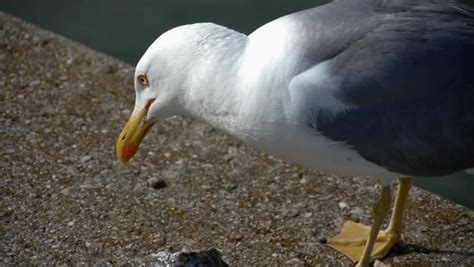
296,0,474,176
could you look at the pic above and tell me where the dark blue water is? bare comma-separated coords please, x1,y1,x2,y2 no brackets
0,0,330,63
1,0,473,209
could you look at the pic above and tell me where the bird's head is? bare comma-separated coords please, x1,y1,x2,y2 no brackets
115,25,196,164
116,23,243,163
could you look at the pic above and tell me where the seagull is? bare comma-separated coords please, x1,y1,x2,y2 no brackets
115,0,474,265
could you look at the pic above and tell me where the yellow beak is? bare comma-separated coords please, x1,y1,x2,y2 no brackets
116,99,156,163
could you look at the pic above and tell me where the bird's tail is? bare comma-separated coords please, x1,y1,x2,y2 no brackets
465,168,474,175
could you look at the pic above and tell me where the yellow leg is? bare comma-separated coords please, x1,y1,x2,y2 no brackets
386,177,412,239
328,177,413,266
356,185,391,266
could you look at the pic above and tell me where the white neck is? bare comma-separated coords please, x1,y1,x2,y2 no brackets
177,28,249,134
175,22,301,140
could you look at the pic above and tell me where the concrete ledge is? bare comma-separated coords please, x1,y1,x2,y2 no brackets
1,12,473,265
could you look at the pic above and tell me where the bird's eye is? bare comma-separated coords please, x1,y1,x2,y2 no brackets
137,74,149,86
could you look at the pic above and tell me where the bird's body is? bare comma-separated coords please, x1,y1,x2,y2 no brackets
147,0,474,182
173,22,396,181
117,0,474,265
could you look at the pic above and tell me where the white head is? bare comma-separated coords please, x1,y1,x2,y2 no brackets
116,23,242,163
135,24,204,121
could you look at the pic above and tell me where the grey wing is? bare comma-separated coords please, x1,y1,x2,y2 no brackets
307,1,474,176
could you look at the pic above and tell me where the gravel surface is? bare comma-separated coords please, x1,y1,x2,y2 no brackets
1,12,474,265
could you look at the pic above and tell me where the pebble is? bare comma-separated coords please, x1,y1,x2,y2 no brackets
80,155,94,164
350,207,365,216
285,258,304,264
224,147,238,161
225,183,237,191
147,178,167,189
299,177,308,184
283,208,300,218
338,201,349,210
151,234,167,246
374,260,391,267
29,80,40,87
105,64,118,74
4,208,16,217
60,188,70,195
201,185,212,190
65,57,74,66
228,233,244,242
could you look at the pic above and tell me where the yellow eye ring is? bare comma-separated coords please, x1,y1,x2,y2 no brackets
137,74,149,86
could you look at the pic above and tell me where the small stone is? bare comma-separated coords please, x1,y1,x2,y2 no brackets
285,258,304,264
299,177,308,184
283,208,300,218
374,260,391,267
224,147,238,161
303,212,313,218
225,183,237,191
201,185,212,190
350,207,365,216
229,233,244,242
152,233,167,246
80,155,94,164
104,64,118,74
4,208,14,217
29,80,40,87
147,178,167,189
67,221,75,226
338,201,349,210
66,57,74,66
271,253,279,258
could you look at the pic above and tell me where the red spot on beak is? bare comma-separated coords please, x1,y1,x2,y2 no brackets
116,98,157,164
123,144,138,162
145,99,156,109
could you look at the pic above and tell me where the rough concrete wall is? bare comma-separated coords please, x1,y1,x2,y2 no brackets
1,12,473,265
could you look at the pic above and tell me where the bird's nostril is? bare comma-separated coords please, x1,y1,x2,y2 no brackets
121,133,127,141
